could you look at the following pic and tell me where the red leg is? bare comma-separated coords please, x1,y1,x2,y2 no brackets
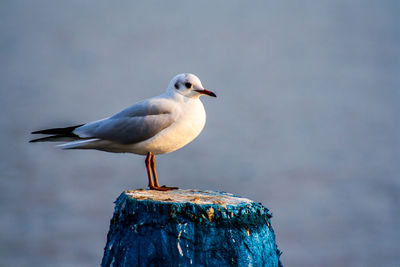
146,153,178,191
150,154,161,187
145,152,154,188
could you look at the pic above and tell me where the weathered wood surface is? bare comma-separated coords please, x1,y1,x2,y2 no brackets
101,189,282,267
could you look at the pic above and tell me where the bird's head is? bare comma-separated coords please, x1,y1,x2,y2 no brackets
168,73,216,99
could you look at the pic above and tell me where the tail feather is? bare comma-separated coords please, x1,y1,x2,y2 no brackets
30,124,84,143
58,138,100,149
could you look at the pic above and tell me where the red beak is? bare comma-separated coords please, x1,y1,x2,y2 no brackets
195,89,217,97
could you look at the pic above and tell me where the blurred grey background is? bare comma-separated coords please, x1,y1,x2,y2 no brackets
1,1,399,266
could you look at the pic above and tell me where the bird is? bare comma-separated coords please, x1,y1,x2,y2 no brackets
30,73,216,191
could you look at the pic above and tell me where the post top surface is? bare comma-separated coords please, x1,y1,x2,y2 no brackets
124,189,253,206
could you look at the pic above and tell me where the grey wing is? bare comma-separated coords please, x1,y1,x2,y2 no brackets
74,99,176,144
110,98,172,118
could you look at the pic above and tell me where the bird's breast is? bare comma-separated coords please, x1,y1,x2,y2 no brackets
130,99,206,155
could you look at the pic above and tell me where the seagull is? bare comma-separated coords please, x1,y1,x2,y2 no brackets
30,73,216,191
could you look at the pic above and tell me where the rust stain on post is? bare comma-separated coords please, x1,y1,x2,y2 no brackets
207,207,214,222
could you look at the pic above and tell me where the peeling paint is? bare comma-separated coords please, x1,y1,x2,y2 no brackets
101,190,282,267
207,207,214,222
177,242,183,256
245,228,250,236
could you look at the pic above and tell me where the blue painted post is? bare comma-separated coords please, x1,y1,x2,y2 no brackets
101,189,282,267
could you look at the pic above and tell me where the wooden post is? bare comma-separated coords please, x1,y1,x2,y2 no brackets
101,189,282,267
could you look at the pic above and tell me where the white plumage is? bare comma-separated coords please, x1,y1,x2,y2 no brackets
31,73,216,190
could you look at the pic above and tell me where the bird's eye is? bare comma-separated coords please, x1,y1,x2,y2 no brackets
185,82,192,89
174,82,179,89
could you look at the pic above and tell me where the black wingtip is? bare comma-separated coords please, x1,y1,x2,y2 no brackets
29,136,50,143
30,124,84,135
29,135,79,143
30,124,85,143
29,137,44,143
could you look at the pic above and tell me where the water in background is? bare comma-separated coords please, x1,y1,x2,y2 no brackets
1,1,399,266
